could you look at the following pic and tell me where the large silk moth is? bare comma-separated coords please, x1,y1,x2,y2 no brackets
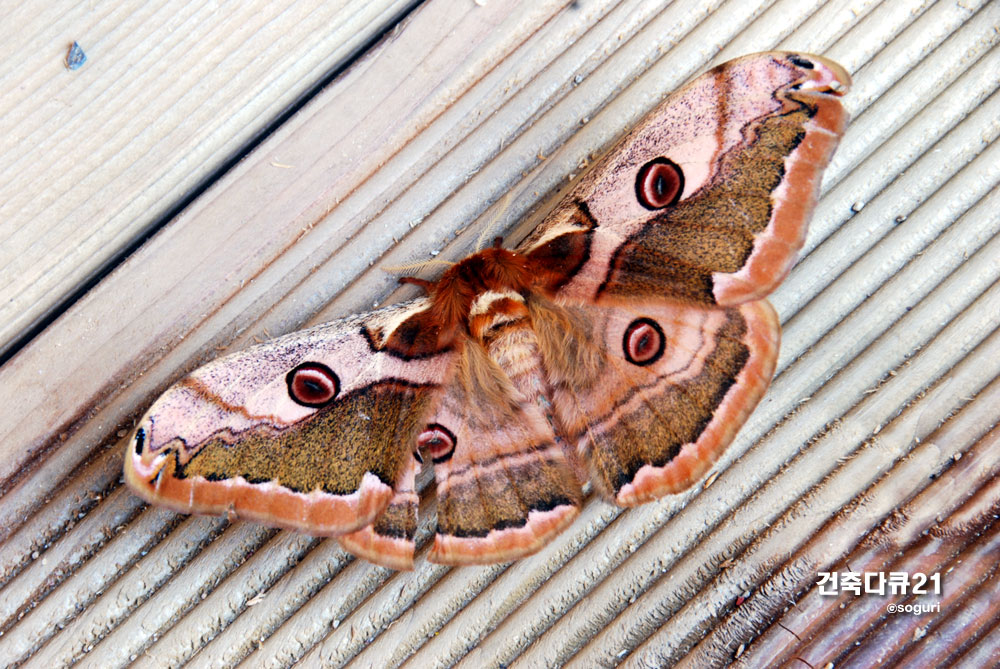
126,52,850,570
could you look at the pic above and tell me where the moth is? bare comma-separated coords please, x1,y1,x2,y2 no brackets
126,52,850,570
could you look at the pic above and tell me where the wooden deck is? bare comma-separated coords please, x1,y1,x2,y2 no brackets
1,0,999,666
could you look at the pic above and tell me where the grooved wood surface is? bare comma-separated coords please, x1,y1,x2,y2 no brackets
2,0,999,667
0,0,419,359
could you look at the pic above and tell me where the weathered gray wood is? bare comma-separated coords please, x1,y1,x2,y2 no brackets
0,0,419,358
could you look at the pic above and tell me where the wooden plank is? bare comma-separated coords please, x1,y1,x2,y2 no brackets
0,0,418,358
1,0,999,666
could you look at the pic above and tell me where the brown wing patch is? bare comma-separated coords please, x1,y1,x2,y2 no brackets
531,297,779,504
586,310,750,499
430,419,581,565
435,444,579,539
363,300,454,359
598,107,810,303
338,454,420,570
520,200,597,292
174,380,431,494
128,379,434,536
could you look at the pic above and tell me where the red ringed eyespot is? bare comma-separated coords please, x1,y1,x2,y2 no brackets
418,423,456,464
286,362,340,408
623,318,665,366
635,157,684,209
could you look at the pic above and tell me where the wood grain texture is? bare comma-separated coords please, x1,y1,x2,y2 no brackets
1,0,999,666
0,0,418,357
